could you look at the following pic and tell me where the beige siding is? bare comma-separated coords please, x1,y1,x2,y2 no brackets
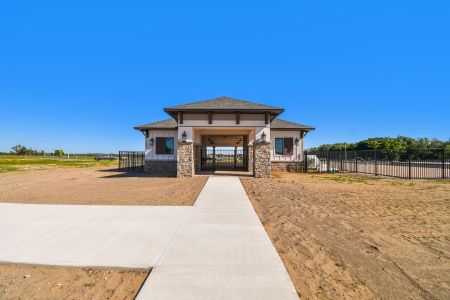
270,130,304,161
181,113,267,127
145,130,178,161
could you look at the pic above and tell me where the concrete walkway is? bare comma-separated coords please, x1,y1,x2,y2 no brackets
0,177,298,299
137,176,298,299
0,204,190,267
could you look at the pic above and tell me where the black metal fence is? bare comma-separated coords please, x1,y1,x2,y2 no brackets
200,148,248,171
118,151,145,171
304,148,450,179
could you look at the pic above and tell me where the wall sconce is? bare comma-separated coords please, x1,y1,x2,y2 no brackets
261,131,266,142
149,138,154,145
295,138,299,145
181,131,187,142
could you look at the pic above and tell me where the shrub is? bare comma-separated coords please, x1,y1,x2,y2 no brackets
54,149,64,157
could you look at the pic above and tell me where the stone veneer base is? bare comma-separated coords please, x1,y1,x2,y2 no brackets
144,160,177,175
271,161,304,172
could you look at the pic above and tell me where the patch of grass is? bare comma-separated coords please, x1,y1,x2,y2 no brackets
428,179,450,184
83,282,96,288
0,156,117,172
309,173,378,184
0,166,22,172
388,180,416,187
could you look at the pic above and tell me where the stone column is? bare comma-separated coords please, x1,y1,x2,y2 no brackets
247,145,254,172
253,141,271,178
177,141,194,178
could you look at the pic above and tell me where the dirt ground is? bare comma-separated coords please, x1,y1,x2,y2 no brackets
0,167,207,205
241,173,450,300
0,263,148,300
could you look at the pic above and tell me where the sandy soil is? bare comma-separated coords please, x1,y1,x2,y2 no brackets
241,173,450,300
0,167,207,205
0,263,148,300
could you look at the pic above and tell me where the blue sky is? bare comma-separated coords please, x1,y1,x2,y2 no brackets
1,1,449,153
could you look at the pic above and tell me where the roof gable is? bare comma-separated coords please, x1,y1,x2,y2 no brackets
164,96,284,112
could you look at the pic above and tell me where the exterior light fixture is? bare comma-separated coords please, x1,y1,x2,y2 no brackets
261,131,266,142
149,137,154,145
295,138,299,145
181,131,187,142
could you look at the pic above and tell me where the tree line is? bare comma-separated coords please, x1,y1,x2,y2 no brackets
308,137,450,154
8,145,65,157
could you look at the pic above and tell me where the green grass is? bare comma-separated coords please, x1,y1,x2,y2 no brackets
0,166,22,173
0,156,117,172
309,173,450,186
309,173,378,184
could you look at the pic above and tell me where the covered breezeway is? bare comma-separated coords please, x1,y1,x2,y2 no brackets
200,135,248,172
193,128,254,173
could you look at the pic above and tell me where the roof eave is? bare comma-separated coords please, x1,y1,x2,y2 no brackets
271,127,315,131
134,127,178,131
164,108,284,115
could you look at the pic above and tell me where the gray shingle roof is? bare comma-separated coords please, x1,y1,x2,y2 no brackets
164,96,284,112
271,118,315,131
134,118,177,130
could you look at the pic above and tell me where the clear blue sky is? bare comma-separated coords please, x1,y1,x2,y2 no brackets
1,1,449,153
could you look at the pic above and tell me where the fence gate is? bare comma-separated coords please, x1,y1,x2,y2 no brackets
201,147,247,171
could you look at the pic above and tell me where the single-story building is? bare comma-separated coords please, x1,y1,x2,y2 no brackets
134,97,314,178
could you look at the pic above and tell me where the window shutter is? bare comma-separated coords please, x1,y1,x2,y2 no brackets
155,137,166,154
284,138,294,155
275,138,284,155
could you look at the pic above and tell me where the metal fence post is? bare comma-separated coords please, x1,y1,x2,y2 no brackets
304,150,308,172
355,151,358,173
327,151,330,173
408,149,412,179
213,146,216,169
442,147,446,179
374,150,378,176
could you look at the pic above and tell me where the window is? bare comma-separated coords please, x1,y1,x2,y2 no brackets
275,138,294,155
275,138,284,155
155,137,174,155
284,138,293,155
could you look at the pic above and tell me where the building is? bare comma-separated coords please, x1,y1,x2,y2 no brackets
134,97,314,177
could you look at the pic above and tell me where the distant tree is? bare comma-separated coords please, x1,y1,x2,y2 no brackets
54,149,64,157
308,143,356,152
356,137,408,156
10,145,29,155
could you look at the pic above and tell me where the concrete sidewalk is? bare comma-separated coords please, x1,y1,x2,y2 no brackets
0,177,298,299
137,176,299,299
0,204,190,267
